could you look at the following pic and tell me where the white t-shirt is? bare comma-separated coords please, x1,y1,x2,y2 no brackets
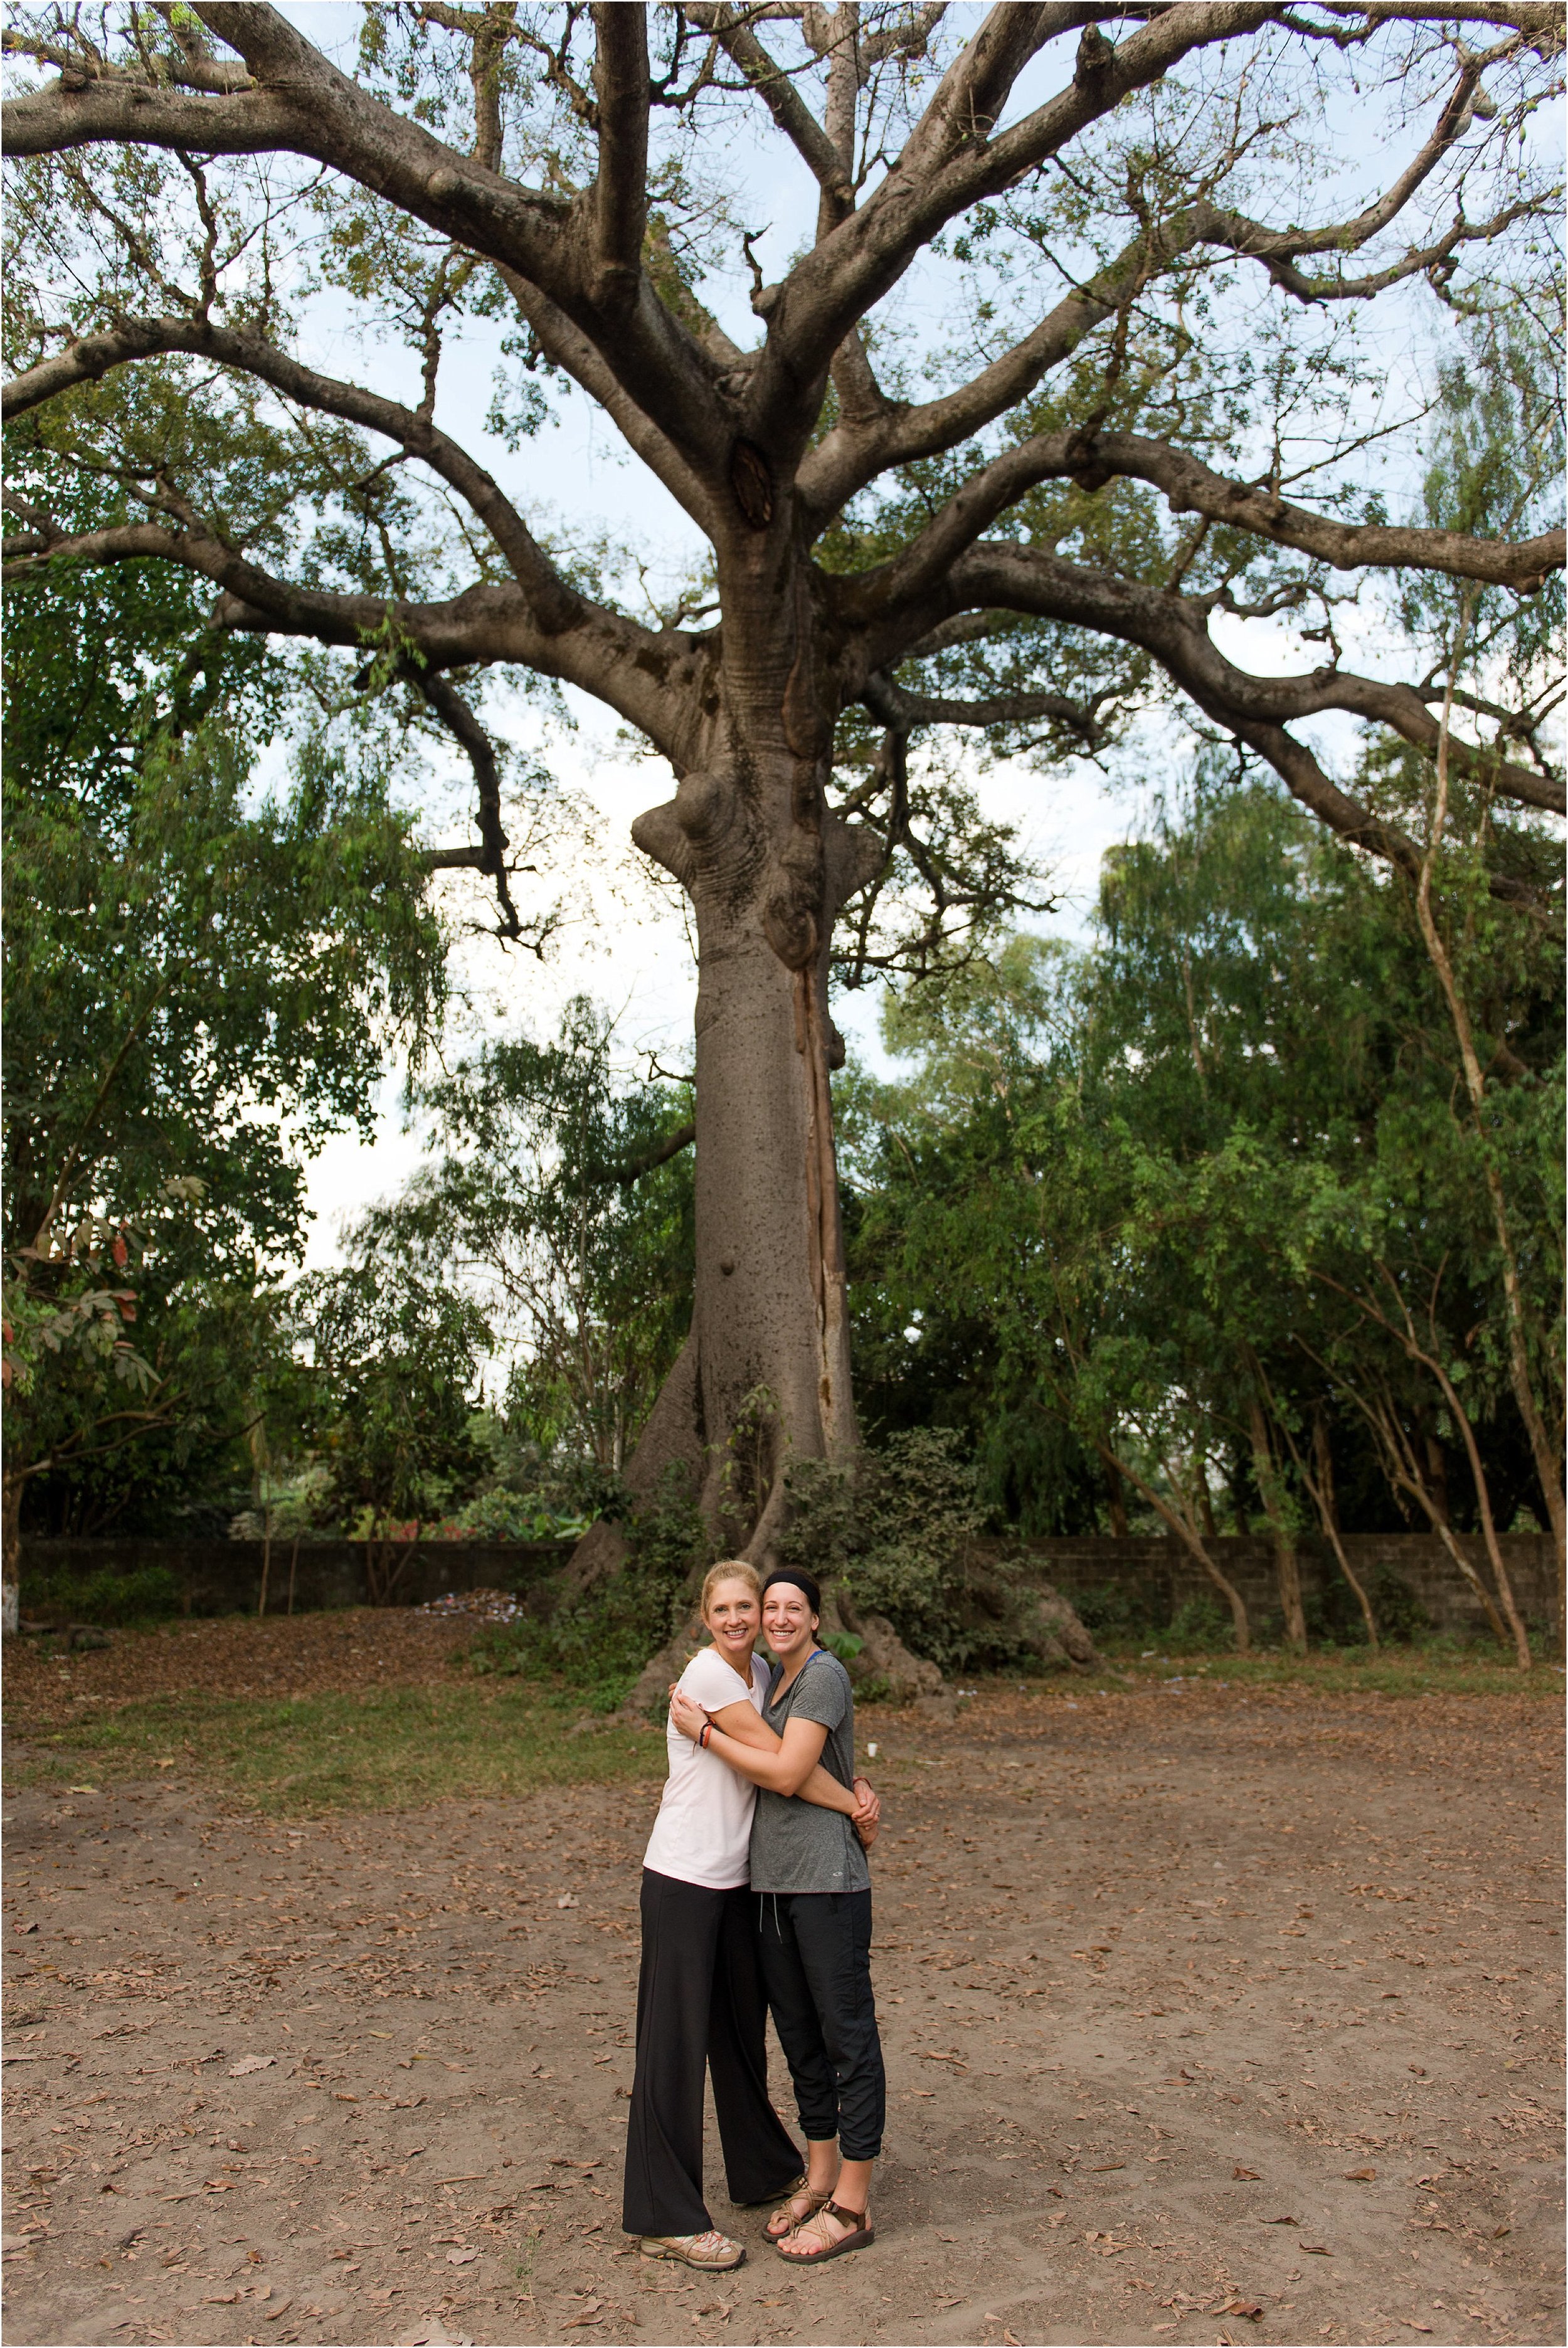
642,1647,770,1890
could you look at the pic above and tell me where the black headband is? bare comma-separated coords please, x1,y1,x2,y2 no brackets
760,1566,822,1615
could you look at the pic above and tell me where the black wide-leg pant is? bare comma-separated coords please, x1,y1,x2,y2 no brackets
622,1869,802,2238
755,1888,885,2162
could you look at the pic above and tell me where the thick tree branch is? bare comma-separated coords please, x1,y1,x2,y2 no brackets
590,3,652,304
1,499,706,766
5,2,736,497
834,428,1566,619
586,1120,697,1187
886,679,1111,750
402,663,524,941
874,540,1562,889
495,267,720,532
3,314,586,632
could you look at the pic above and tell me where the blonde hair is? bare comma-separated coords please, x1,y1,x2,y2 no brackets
701,1559,761,1618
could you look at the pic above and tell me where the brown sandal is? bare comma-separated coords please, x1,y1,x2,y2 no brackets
774,2198,874,2263
765,2184,830,2241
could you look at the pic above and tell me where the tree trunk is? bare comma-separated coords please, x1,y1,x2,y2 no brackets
572,605,880,1583
1308,1409,1379,1650
1104,1458,1130,1538
1,1472,20,1637
1248,1394,1306,1653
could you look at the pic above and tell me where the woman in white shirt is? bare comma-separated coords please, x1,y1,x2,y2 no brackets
622,1559,878,2271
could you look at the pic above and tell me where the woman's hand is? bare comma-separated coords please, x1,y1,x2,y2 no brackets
669,1687,709,1745
851,1774,881,1851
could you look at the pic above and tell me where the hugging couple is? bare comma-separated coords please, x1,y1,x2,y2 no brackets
620,1559,887,2272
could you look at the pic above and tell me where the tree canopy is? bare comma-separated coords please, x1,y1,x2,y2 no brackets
4,0,1561,1571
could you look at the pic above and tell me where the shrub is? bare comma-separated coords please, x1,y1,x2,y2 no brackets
1166,1594,1234,1651
777,1428,1033,1673
1370,1566,1428,1644
21,1563,183,1626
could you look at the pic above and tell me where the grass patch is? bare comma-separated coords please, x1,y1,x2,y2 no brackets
1086,1644,1562,1699
4,1682,665,1815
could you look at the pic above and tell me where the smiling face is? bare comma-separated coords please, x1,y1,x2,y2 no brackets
703,1576,761,1671
761,1583,818,1662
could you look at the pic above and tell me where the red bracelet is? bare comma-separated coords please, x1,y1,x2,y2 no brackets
699,1721,712,1750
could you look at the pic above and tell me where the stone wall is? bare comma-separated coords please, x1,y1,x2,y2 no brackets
18,1535,575,1618
1010,1533,1557,1639
16,1529,1557,1638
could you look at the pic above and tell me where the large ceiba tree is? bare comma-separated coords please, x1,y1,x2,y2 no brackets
4,1,1563,1570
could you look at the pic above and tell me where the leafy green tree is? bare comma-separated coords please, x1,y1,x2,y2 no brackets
1,455,449,1600
845,772,1561,1652
359,999,696,1479
292,1247,492,1604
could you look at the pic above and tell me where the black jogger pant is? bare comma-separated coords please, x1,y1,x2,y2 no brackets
755,1888,885,2163
622,1869,802,2238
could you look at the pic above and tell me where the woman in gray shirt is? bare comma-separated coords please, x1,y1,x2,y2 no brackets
669,1566,885,2264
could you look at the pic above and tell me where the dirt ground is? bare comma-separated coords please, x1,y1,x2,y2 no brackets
3,1621,1562,2348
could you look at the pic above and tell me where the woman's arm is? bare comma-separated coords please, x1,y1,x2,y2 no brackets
703,1698,871,1824
674,1690,860,1807
676,1690,879,1844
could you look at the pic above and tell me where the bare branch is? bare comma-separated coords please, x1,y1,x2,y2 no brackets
833,428,1566,622
1,497,707,768
3,314,584,630
590,2,652,304
886,539,1562,890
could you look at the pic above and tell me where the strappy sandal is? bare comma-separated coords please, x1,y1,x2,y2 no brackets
638,2229,744,2269
764,2184,831,2242
773,2197,874,2263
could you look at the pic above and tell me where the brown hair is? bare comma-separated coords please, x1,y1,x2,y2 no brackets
700,1559,761,1618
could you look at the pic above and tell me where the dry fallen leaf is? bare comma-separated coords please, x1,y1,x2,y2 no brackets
447,2247,479,2265
1343,2167,1377,2181
1233,2166,1260,2180
1221,2298,1264,2320
1301,2243,1333,2256
228,2055,274,2077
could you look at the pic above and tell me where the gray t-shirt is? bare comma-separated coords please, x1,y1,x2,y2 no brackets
748,1649,871,1896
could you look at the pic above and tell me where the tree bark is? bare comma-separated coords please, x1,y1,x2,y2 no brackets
571,578,881,1575
1,1473,20,1637
1248,1393,1306,1653
1104,1457,1130,1538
